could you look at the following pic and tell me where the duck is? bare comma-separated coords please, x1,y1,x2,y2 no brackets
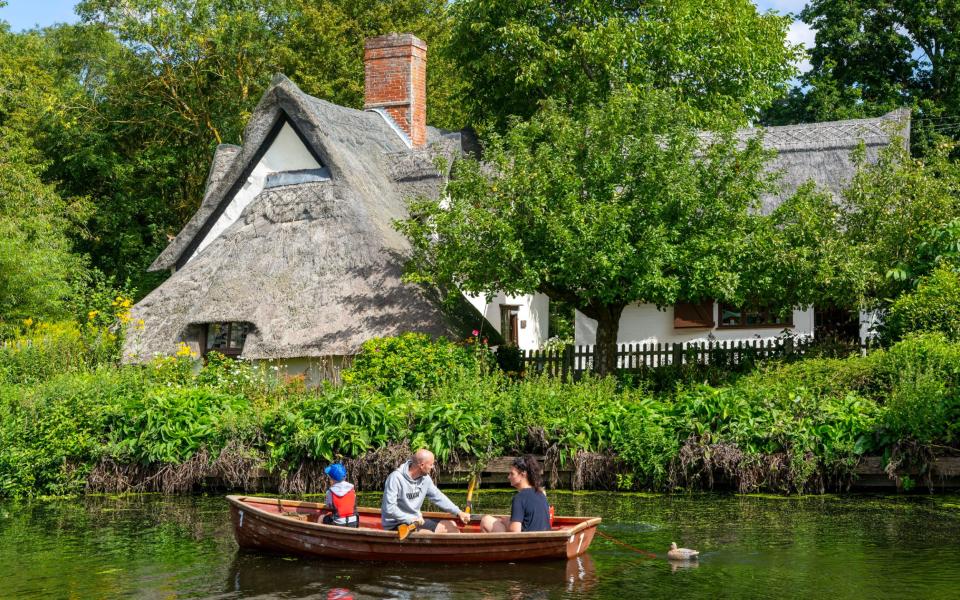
667,542,699,560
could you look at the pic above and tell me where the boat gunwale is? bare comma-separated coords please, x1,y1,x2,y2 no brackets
227,494,602,541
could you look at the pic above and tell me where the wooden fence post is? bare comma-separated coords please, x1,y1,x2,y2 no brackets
672,343,684,367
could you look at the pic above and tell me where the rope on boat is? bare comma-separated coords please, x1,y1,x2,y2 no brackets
595,529,659,559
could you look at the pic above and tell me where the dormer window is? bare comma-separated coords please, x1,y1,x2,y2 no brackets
205,322,251,357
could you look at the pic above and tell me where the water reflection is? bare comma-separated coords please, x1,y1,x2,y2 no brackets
226,551,597,599
667,558,699,573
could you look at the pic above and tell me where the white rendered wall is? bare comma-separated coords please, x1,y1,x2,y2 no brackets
575,302,814,346
189,123,321,262
465,292,549,350
859,310,881,341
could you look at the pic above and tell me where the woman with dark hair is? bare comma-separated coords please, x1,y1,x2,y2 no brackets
480,455,552,533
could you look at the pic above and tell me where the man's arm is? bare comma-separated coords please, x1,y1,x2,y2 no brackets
382,474,416,524
424,478,461,516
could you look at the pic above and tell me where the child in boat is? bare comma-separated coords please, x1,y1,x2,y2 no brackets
479,455,551,533
322,463,359,527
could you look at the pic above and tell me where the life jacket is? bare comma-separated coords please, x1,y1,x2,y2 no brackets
329,482,358,526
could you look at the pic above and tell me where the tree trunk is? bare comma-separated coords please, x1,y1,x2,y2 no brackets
590,304,624,377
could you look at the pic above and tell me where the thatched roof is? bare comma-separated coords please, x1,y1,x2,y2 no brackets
750,109,910,214
125,75,498,361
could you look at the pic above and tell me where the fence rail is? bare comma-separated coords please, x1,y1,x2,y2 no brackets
518,338,869,378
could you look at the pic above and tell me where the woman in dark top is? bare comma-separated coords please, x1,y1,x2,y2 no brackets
480,455,551,533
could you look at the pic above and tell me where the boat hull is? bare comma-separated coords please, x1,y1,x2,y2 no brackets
228,495,600,562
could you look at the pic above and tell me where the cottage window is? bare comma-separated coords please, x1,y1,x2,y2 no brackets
717,304,792,329
673,301,715,328
205,322,251,356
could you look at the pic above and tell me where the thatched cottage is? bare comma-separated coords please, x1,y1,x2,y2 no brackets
125,34,501,378
127,30,910,372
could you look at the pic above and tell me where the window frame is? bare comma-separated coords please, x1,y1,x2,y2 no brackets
203,322,251,357
716,304,794,329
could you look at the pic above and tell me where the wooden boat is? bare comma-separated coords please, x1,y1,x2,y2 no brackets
227,495,601,562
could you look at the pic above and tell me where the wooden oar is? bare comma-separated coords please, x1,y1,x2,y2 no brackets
464,474,478,516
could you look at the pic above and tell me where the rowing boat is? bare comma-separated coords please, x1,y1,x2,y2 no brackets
227,495,601,562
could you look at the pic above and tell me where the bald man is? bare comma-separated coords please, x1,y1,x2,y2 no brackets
381,449,470,533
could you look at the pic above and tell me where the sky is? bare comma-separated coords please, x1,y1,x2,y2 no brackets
1,0,815,71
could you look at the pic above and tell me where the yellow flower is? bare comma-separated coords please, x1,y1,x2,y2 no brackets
175,342,197,358
88,310,99,321
23,318,33,327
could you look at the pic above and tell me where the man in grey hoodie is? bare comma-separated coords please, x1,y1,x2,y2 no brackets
381,449,470,533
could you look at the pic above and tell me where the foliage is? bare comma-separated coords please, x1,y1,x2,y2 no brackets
447,0,800,131
0,369,145,497
0,320,122,385
882,266,960,342
105,387,251,464
869,333,960,445
264,385,408,467
840,140,960,305
341,333,483,393
4,325,960,498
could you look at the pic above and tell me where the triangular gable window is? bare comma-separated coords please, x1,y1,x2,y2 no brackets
188,117,328,262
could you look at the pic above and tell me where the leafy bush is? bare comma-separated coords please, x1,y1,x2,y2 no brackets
0,320,121,385
264,385,408,467
871,333,960,444
341,333,481,393
105,387,251,464
881,266,960,342
612,398,677,485
411,369,504,462
0,369,145,497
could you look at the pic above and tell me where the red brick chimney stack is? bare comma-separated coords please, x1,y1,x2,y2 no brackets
364,33,427,148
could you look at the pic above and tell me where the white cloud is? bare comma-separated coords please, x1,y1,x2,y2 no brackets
787,20,815,74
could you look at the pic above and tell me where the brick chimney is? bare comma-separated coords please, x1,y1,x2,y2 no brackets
364,33,427,148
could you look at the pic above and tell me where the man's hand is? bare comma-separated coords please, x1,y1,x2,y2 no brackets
414,516,425,526
457,511,470,525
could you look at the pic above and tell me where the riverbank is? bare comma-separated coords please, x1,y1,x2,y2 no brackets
2,328,959,499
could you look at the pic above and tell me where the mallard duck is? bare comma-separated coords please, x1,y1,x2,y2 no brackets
667,542,699,560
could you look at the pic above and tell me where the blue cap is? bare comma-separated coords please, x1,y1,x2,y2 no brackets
324,463,347,482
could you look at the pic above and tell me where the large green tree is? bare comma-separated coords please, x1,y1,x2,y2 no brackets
446,0,801,131
0,18,91,325
765,0,960,137
398,89,785,375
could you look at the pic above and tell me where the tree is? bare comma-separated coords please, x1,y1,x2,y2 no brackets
446,0,801,131
840,140,960,304
765,0,960,139
0,131,89,326
0,19,92,326
398,88,781,375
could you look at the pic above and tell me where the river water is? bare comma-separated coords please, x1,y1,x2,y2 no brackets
0,491,957,599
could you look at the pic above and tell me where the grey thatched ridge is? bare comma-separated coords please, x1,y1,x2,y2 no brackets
126,75,497,361
750,108,910,214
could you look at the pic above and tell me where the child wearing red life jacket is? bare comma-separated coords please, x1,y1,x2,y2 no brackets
322,463,359,527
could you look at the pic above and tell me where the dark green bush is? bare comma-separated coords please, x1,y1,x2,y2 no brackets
0,369,144,497
105,387,251,464
881,266,960,343
264,385,408,467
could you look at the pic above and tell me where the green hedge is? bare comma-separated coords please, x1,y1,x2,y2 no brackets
2,332,960,498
